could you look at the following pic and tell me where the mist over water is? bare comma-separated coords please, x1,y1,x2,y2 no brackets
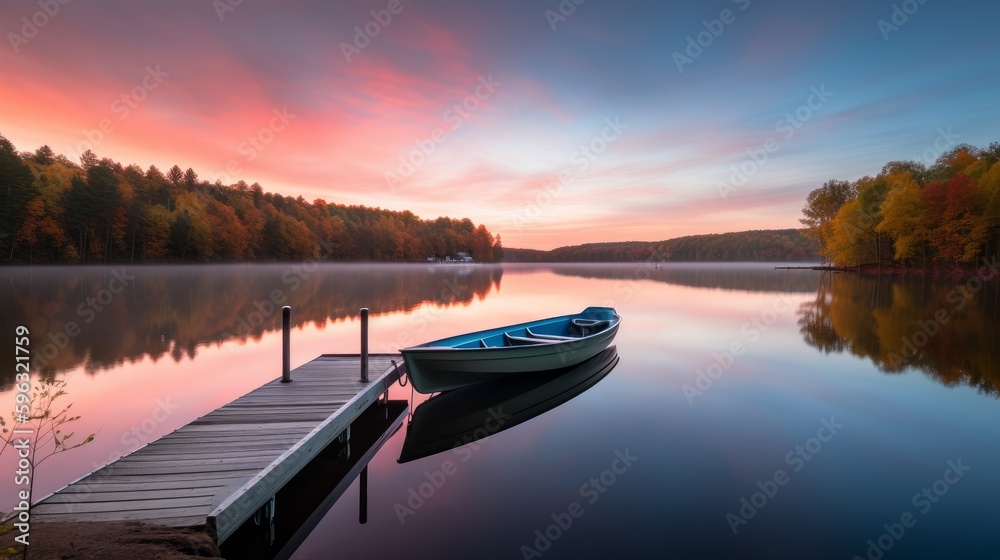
1,263,996,559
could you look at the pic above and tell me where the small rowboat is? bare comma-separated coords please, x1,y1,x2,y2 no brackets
400,307,620,393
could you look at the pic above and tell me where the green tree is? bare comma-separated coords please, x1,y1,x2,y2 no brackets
0,134,39,261
79,149,98,170
260,212,315,260
32,145,55,165
167,164,184,186
86,161,125,262
170,193,213,260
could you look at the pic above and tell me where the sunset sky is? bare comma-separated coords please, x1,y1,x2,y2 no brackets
3,0,998,250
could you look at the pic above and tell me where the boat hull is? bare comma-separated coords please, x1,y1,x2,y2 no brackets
401,307,620,393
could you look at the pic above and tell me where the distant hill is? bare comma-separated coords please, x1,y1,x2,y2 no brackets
504,229,820,262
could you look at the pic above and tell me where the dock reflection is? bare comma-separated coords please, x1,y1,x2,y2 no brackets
398,347,619,463
220,400,407,560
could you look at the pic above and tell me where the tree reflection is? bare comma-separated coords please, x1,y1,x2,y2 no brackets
549,263,822,293
0,264,502,382
798,272,1000,397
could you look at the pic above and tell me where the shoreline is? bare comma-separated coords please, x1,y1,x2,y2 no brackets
776,258,1000,279
0,521,221,560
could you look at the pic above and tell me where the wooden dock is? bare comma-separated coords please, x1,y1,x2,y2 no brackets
774,265,849,271
31,353,405,544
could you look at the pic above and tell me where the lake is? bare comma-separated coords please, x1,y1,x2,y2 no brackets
1,262,998,559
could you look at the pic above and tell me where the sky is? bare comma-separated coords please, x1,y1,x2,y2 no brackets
2,0,998,250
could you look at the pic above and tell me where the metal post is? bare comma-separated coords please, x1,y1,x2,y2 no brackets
360,307,369,383
281,306,291,383
359,465,368,524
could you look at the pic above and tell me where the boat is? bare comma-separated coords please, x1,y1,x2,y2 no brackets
399,347,619,463
400,306,620,393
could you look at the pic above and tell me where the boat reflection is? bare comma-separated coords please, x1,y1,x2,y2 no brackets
398,346,619,463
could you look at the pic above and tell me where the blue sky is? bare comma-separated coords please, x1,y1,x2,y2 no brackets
3,0,998,248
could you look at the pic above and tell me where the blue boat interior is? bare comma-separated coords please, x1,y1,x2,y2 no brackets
450,316,613,349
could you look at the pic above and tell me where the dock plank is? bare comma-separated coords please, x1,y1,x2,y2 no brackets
31,354,404,545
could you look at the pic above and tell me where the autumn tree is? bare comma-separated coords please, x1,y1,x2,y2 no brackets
809,142,1000,268
877,172,926,264
823,176,888,267
942,173,982,264
140,204,172,260
927,145,978,183
1,133,504,265
205,199,248,260
974,161,1000,260
828,199,872,266
471,224,494,262
800,179,855,263
170,193,213,260
17,197,70,262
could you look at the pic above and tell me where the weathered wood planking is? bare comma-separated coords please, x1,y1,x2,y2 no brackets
31,354,404,543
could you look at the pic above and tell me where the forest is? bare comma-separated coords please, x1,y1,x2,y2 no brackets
503,229,819,262
800,141,1000,269
0,134,503,264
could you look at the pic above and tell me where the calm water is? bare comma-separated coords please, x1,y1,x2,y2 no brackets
1,263,998,559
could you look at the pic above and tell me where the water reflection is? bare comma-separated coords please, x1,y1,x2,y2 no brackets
797,272,1000,396
398,347,619,463
543,262,821,293
221,400,408,560
0,264,502,383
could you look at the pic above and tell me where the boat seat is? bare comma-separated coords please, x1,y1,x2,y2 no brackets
570,318,609,336
525,328,577,341
503,333,557,346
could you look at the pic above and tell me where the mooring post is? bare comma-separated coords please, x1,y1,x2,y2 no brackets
360,307,369,383
281,306,291,383
359,465,368,524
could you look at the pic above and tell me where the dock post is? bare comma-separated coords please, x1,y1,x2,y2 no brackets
360,307,369,383
281,306,291,383
359,465,368,524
